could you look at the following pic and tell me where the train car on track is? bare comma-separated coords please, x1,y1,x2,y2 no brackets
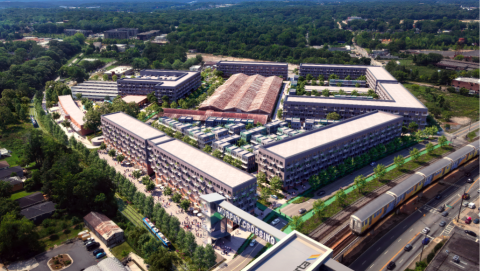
350,141,479,235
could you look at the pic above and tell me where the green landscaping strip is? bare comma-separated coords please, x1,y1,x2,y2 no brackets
10,190,39,200
282,141,449,234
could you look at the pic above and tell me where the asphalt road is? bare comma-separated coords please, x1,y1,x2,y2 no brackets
280,140,429,218
32,240,99,271
445,121,479,147
221,238,267,271
349,169,479,271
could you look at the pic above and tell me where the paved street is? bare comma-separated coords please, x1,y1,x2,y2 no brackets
32,240,98,271
444,121,479,147
218,238,267,271
349,169,479,271
280,140,429,217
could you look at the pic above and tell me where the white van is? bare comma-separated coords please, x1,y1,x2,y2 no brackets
468,202,476,209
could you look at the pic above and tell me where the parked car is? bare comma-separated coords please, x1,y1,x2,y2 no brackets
465,230,477,237
250,239,257,247
435,194,442,200
468,202,476,209
370,162,376,167
473,218,479,224
453,255,460,263
271,218,280,226
439,221,446,227
387,261,396,270
422,227,430,234
84,238,94,245
299,208,306,214
466,178,473,183
92,248,104,256
462,201,469,207
442,211,448,217
95,252,106,259
437,205,445,212
465,217,472,224
404,244,413,251
463,193,470,200
86,242,100,251
271,195,278,200
317,190,325,196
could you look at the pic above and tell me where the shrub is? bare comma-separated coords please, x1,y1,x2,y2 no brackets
42,219,52,228
64,229,71,234
74,223,83,230
64,260,71,265
427,252,435,263
54,260,60,265
433,242,444,253
47,226,56,235
61,221,69,229
71,216,81,225
50,234,59,241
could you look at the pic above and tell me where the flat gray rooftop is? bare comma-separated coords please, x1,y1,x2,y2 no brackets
304,86,370,93
218,61,287,66
367,66,397,81
103,112,165,140
157,139,255,188
263,111,402,158
300,63,369,69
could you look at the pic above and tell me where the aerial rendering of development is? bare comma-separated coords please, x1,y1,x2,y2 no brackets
0,0,479,271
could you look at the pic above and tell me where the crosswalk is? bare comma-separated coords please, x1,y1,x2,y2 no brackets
421,205,454,220
442,224,455,236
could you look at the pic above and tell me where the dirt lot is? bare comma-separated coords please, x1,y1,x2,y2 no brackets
187,53,299,76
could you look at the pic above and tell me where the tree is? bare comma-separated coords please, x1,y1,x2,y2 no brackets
192,245,205,269
102,74,109,81
172,193,182,203
277,108,283,119
76,93,83,100
322,89,330,97
183,231,197,256
289,215,304,231
312,199,325,217
257,172,267,187
0,212,41,261
147,92,158,104
394,155,405,169
180,199,190,211
335,188,347,207
410,148,420,161
203,145,212,153
212,150,223,159
245,123,254,130
0,182,13,198
174,131,183,139
326,112,340,120
52,112,61,120
438,135,447,148
170,101,178,108
408,122,419,132
164,186,172,196
148,247,175,271
373,164,387,181
204,244,217,269
146,182,155,192
132,170,142,180
354,175,367,194
426,142,434,154
0,107,14,132
270,176,283,192
108,149,116,158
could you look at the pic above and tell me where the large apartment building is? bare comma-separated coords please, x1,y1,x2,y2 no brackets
104,28,138,39
216,61,288,78
257,111,403,188
71,81,118,101
117,70,201,102
101,112,257,211
287,64,428,128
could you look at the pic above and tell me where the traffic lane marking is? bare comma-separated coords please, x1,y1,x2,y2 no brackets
378,233,419,271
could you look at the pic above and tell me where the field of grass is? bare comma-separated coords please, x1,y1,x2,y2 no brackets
111,241,135,260
293,144,453,234
10,190,39,200
398,60,440,79
116,194,144,227
0,122,35,167
404,83,480,121
41,225,85,249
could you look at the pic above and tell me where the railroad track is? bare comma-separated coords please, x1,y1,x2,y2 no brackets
331,232,358,258
308,147,457,243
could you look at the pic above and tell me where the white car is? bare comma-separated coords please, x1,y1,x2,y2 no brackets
370,162,376,167
462,202,469,207
250,239,257,247
271,218,280,225
422,227,430,234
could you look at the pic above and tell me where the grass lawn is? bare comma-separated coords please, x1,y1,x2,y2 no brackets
111,241,135,260
296,144,454,234
40,225,86,249
0,122,35,167
10,190,39,200
404,83,479,121
116,194,144,227
398,60,440,79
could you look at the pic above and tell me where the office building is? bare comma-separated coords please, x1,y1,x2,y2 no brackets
104,28,138,39
216,61,288,78
257,111,403,188
58,95,93,135
137,30,161,40
71,81,118,101
452,77,479,95
199,73,283,116
101,112,257,210
117,69,201,103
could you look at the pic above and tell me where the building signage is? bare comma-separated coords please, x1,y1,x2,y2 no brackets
217,206,277,245
292,254,320,271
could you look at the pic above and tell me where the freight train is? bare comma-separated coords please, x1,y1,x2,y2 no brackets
350,141,479,235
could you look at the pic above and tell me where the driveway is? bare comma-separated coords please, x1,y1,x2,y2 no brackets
32,240,99,271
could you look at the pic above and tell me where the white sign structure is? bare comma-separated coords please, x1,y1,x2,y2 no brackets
217,206,277,245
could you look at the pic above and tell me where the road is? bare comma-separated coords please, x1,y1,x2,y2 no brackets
350,169,479,271
272,81,290,121
445,121,479,147
220,238,267,271
280,140,430,217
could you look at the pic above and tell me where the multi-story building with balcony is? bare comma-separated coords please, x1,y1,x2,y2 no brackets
216,61,288,78
104,28,138,39
117,70,201,103
102,112,257,211
256,111,403,189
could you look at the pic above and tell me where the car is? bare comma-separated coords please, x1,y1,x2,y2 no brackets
435,194,442,200
387,261,396,270
466,178,473,183
442,211,448,217
95,252,106,259
462,193,470,200
474,218,479,224
478,189,480,193
465,230,477,237
453,255,460,263
299,208,306,214
404,244,413,251
250,239,257,247
271,218,280,225
270,195,278,200
86,242,100,251
465,217,472,224
317,190,325,196
437,205,445,212
462,201,469,207
439,221,446,227
84,238,94,245
468,202,476,209
92,248,104,256
370,162,376,167
422,227,430,234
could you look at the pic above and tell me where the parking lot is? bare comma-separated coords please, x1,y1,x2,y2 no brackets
270,216,289,230
32,240,101,271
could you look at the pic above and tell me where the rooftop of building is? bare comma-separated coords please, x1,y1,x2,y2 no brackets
453,77,480,84
20,201,56,220
217,61,287,66
84,212,123,241
85,257,132,271
105,66,133,75
156,139,255,188
105,28,137,32
263,111,402,158
137,30,159,35
304,86,371,93
285,82,427,110
103,112,164,140
366,66,397,81
162,109,269,125
243,230,335,271
117,69,199,87
121,95,147,104
16,192,45,209
0,166,23,179
58,95,86,126
199,73,282,114
300,63,370,69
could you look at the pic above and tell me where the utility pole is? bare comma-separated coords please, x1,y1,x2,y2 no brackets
419,232,426,262
457,186,467,222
